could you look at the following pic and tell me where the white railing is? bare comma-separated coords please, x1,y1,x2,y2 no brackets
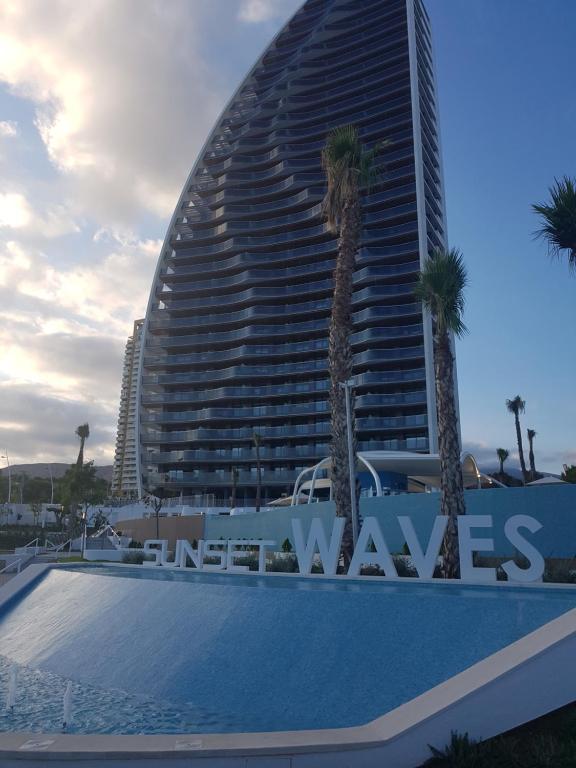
21,538,40,555
0,559,22,575
44,538,72,556
92,524,123,549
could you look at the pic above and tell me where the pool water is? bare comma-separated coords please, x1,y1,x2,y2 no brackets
0,565,575,735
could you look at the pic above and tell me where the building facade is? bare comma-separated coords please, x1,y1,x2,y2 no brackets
137,0,449,506
112,319,144,498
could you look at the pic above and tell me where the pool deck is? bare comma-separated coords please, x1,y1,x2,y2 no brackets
1,563,576,767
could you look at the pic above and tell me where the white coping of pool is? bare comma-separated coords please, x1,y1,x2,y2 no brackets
1,563,576,768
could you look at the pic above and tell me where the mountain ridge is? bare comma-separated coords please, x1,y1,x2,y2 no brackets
0,463,113,482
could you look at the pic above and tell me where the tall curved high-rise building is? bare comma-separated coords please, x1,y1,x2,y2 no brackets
137,0,449,506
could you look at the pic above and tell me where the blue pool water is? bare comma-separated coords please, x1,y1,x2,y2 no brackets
0,565,575,735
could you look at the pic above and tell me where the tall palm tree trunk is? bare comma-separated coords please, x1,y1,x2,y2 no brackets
255,448,262,513
515,417,529,483
76,437,85,468
528,432,537,481
498,456,504,475
329,196,360,562
230,467,238,509
434,329,465,578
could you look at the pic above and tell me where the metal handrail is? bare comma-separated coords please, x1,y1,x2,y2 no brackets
92,525,123,549
43,538,72,555
21,538,40,555
0,559,22,575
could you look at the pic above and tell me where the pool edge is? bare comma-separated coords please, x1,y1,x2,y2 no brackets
1,564,576,766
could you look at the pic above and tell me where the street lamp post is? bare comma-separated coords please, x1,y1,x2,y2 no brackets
1,451,11,505
81,506,88,559
339,379,358,546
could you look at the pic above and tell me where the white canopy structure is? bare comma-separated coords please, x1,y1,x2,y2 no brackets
526,476,566,486
290,451,486,506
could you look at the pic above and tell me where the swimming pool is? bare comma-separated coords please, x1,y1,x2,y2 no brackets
0,564,575,735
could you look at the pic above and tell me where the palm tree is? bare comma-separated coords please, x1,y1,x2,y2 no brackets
230,466,239,510
561,464,576,484
496,448,509,476
252,432,262,513
532,176,576,271
506,396,528,483
322,124,381,559
415,248,468,579
527,428,537,481
75,423,90,468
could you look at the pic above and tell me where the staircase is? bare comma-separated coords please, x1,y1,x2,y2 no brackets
85,538,116,551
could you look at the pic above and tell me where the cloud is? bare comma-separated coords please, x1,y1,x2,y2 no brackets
0,0,225,226
0,120,17,137
0,192,29,227
0,236,158,337
0,192,79,236
238,0,279,23
0,233,158,464
0,382,116,464
237,0,299,24
2,328,125,403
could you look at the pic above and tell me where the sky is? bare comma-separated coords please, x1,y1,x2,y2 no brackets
0,0,574,473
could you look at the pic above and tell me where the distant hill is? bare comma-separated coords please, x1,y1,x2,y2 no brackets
480,464,561,482
480,464,524,480
1,462,557,488
0,463,113,482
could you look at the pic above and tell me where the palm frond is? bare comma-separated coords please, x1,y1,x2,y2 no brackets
414,248,468,337
75,423,90,440
321,124,384,232
532,176,576,270
506,396,525,416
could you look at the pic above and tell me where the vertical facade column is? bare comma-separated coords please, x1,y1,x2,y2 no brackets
407,0,438,453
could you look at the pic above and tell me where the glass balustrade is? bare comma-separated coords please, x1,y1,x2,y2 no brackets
141,413,427,443
141,390,427,425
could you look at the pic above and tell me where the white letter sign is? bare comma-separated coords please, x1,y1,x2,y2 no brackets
398,516,448,579
502,515,545,582
141,512,546,584
457,515,496,582
348,517,397,577
292,517,345,575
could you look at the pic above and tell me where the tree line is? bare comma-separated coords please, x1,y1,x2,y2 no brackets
0,423,110,534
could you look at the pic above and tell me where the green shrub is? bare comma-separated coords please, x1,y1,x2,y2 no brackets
425,732,487,767
203,555,224,566
393,556,417,578
268,554,298,573
281,538,293,553
422,717,576,767
543,560,576,584
128,540,143,549
360,565,383,576
122,551,148,564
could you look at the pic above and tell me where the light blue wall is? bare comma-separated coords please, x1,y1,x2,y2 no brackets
204,502,335,547
204,486,576,558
